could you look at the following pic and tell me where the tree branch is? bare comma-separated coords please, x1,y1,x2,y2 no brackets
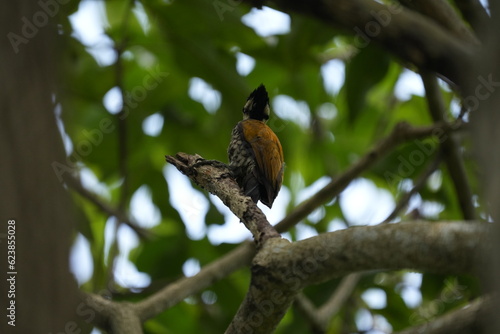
394,296,495,334
296,153,446,331
294,153,443,332
225,238,296,334
453,0,490,40
82,293,143,334
421,71,476,220
315,273,361,324
295,272,362,333
275,120,463,232
135,241,255,321
165,153,281,245
398,0,479,44
289,221,488,286
383,148,444,223
295,157,444,331
64,174,151,239
225,221,490,333
294,293,322,330
265,0,477,87
85,242,256,332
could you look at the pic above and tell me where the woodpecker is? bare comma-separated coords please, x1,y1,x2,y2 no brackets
228,84,284,208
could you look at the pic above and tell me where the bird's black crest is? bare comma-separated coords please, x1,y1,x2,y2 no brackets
244,84,270,121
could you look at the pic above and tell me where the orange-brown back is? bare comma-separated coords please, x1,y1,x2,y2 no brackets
240,119,284,206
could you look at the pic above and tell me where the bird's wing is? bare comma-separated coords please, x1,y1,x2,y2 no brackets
241,120,284,205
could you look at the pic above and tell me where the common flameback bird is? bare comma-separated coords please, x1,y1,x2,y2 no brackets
228,84,284,208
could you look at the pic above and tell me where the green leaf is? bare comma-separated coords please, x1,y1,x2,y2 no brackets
130,222,188,281
344,45,391,122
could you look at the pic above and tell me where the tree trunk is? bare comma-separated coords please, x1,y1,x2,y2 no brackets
0,3,79,333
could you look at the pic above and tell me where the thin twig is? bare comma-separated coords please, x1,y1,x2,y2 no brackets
64,174,151,239
394,296,494,334
294,294,321,330
421,71,476,220
383,151,444,223
275,121,463,233
316,273,362,325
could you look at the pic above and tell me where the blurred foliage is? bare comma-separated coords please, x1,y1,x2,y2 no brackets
58,0,481,333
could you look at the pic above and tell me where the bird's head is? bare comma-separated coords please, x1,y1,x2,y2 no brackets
243,84,270,122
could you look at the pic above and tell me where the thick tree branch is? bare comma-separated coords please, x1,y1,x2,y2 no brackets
165,153,281,245
453,0,490,40
266,0,477,87
399,0,479,44
226,221,490,333
285,221,488,286
225,238,296,334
